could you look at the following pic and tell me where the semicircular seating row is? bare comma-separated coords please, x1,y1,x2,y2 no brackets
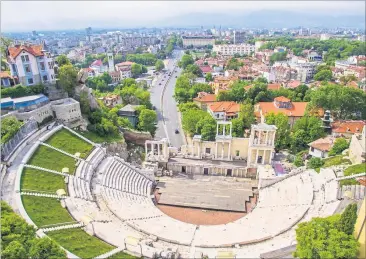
97,157,320,247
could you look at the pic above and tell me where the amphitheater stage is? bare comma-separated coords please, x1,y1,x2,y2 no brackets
156,176,257,212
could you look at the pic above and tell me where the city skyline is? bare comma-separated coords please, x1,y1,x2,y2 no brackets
1,1,365,32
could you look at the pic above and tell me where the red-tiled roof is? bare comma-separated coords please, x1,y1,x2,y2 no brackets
8,44,44,59
199,65,212,73
91,59,103,67
208,101,240,113
287,80,301,89
274,96,291,102
332,120,366,134
267,83,281,91
257,101,308,117
115,61,134,67
193,92,216,103
309,137,335,152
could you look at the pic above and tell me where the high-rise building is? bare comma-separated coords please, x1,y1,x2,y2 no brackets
85,27,92,42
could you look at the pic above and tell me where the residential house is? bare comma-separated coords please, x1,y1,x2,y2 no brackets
308,136,336,158
117,104,140,127
255,96,312,127
109,71,121,83
7,43,56,86
89,59,105,74
0,71,16,87
82,68,96,78
199,65,213,76
193,92,216,110
103,94,122,108
209,76,238,95
208,101,240,121
284,80,302,89
331,120,366,138
213,44,255,56
115,61,134,79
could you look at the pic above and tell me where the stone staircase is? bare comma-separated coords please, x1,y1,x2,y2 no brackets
20,192,67,199
39,142,84,160
24,164,72,177
40,222,84,232
93,247,125,259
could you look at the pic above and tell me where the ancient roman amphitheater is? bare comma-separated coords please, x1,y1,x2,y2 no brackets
7,123,354,259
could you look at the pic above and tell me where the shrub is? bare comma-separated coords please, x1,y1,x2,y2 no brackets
307,157,324,169
1,116,23,144
338,203,358,235
329,138,349,156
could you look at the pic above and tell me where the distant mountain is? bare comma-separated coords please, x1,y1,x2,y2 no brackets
158,10,365,29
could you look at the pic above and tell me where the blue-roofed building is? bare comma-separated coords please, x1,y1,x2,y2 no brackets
0,94,49,112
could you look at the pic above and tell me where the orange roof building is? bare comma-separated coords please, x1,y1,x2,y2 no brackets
193,92,217,110
255,96,309,127
7,44,44,59
308,136,335,158
332,120,366,137
208,101,240,120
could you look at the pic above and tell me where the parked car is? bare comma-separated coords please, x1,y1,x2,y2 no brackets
175,129,179,134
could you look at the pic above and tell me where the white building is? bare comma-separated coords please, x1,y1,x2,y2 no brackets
320,34,331,41
7,43,56,86
213,44,255,56
182,36,215,48
308,137,335,158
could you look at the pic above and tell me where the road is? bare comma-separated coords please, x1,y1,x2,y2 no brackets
150,49,185,148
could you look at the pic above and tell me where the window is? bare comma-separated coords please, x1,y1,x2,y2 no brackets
311,147,314,152
28,78,34,84
43,75,48,81
236,150,240,157
205,148,211,154
24,64,31,73
40,62,45,71
21,55,29,62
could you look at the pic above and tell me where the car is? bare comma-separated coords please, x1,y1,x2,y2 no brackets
152,106,156,110
175,76,177,78
175,129,179,134
159,83,162,85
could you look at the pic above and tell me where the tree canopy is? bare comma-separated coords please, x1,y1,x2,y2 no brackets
57,64,78,95
138,109,157,136
178,54,194,69
155,59,165,71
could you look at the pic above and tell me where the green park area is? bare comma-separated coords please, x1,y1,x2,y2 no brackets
340,163,366,186
22,196,74,227
46,128,93,158
21,168,67,193
47,228,115,259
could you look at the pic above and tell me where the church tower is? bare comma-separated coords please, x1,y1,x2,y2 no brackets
108,53,114,72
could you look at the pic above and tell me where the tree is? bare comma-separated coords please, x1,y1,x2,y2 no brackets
1,116,23,144
307,157,324,169
58,64,77,95
189,83,212,99
205,72,213,82
338,203,358,235
182,109,209,136
291,116,325,153
231,118,244,137
178,54,194,69
339,75,357,85
138,109,157,136
329,138,349,156
79,91,90,115
178,102,200,112
1,241,27,259
265,112,291,150
131,63,142,77
155,59,165,71
56,55,71,67
314,69,332,81
184,64,202,77
294,153,305,167
226,58,243,71
174,75,191,103
294,214,359,259
269,51,288,64
29,238,66,259
239,100,256,129
199,117,217,141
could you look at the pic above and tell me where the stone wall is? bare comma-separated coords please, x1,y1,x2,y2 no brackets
122,129,152,146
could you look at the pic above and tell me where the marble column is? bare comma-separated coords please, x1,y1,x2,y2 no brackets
255,149,259,165
262,150,266,165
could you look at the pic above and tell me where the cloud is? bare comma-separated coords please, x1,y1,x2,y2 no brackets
1,1,364,32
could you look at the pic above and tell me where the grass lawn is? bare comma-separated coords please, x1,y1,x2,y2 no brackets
323,155,352,167
47,228,115,259
340,163,366,186
46,129,93,158
21,168,67,193
314,155,352,173
108,251,138,259
22,196,75,227
75,130,123,144
28,145,77,173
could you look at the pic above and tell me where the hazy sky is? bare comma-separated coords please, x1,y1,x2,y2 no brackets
1,1,365,32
